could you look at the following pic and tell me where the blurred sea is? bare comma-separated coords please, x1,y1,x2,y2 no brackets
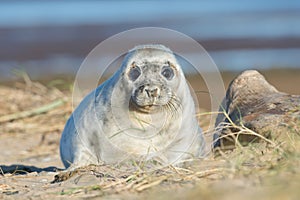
0,0,300,80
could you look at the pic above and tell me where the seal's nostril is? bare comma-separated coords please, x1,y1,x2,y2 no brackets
145,89,150,97
139,85,145,93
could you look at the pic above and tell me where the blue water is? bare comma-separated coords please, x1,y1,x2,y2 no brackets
1,0,300,39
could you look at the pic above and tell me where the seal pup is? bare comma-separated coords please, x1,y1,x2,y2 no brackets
60,44,205,169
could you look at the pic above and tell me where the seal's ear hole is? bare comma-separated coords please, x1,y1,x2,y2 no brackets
161,65,175,80
128,62,141,81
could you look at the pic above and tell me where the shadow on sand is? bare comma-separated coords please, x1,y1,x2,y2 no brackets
0,164,63,174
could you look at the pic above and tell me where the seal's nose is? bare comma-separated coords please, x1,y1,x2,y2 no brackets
145,88,158,98
140,85,160,98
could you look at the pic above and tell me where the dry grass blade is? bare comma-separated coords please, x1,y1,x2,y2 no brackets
135,177,167,192
0,99,65,124
184,168,231,180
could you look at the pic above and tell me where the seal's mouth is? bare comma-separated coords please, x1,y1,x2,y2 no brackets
129,97,161,113
129,94,182,116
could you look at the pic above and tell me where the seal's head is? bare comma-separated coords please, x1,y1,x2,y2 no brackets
121,44,183,114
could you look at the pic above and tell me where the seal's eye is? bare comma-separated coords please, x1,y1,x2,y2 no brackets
161,66,174,80
128,65,141,81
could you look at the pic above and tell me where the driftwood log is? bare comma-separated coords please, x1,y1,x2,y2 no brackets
214,70,300,150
